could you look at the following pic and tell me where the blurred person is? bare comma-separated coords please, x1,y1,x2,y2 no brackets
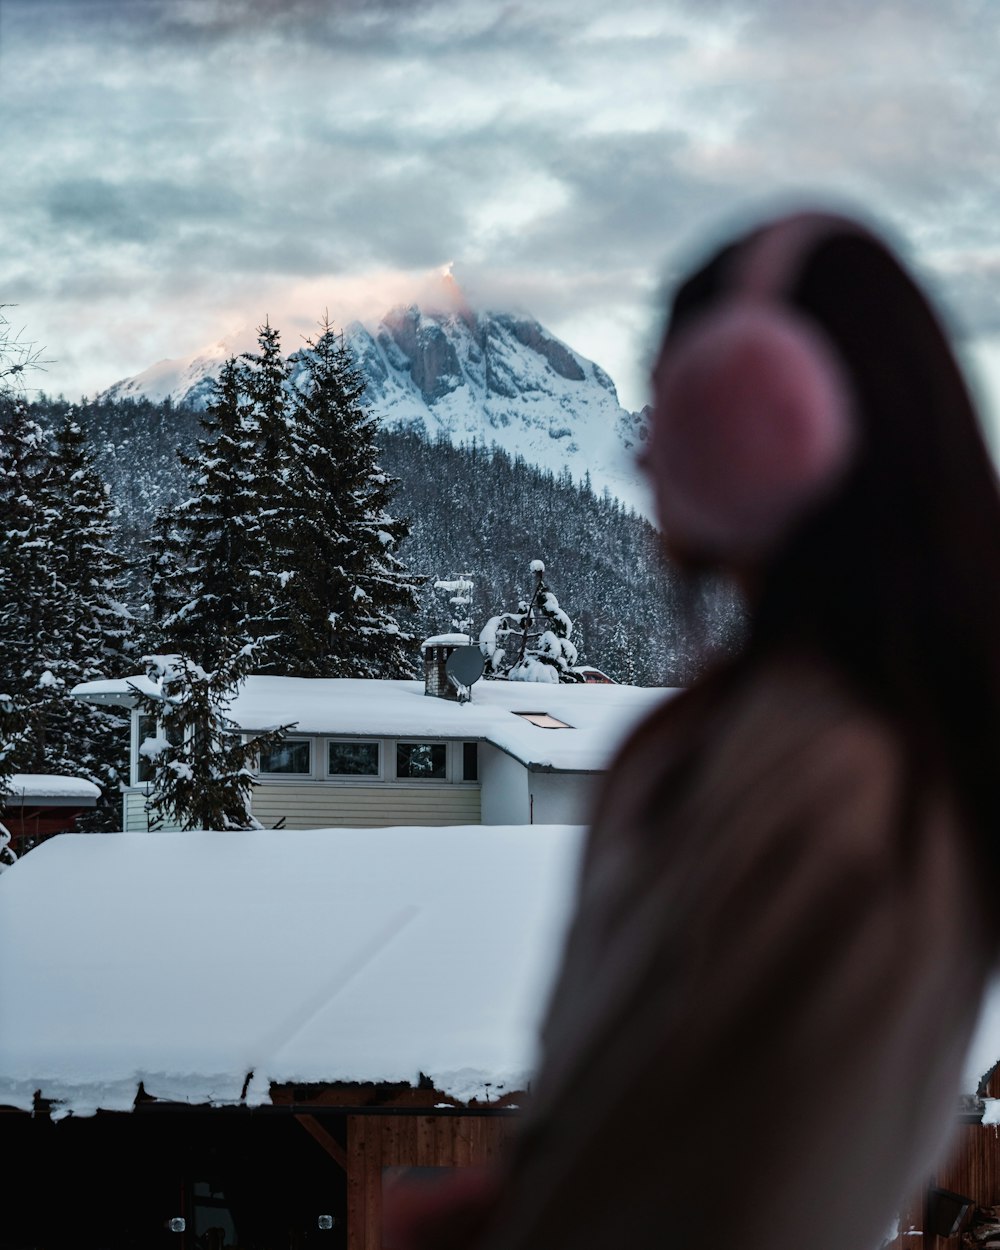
387,209,1000,1250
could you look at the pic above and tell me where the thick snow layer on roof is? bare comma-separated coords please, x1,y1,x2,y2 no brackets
421,634,473,648
73,675,672,771
0,825,583,1117
5,774,101,802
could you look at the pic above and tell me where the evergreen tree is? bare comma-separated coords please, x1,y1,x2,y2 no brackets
242,319,297,646
0,403,52,720
0,409,132,826
33,415,133,826
150,357,263,667
480,560,583,683
0,693,29,870
277,317,419,676
150,322,305,672
131,644,291,831
0,405,71,780
433,575,475,638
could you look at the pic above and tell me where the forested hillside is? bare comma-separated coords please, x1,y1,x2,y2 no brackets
21,394,741,685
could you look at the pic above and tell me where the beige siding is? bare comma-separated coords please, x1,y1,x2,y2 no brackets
122,790,184,833
251,782,481,829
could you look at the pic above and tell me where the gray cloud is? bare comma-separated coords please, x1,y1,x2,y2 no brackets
4,0,1000,407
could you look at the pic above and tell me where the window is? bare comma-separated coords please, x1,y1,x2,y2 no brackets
462,741,478,781
396,742,447,780
258,738,312,775
328,740,380,777
134,714,183,784
513,711,573,729
136,714,157,783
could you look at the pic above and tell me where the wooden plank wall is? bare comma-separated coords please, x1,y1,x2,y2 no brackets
251,783,481,829
921,1124,1000,1249
346,1114,517,1250
875,1125,1000,1248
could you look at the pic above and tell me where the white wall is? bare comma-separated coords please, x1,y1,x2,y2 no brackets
528,771,596,825
479,744,530,824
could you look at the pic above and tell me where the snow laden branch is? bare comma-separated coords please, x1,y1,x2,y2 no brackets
130,643,293,832
479,560,583,684
434,575,474,638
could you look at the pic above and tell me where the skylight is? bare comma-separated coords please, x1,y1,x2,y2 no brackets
514,712,573,729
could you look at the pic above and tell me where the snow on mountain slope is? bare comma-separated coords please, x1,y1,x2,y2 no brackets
101,291,653,514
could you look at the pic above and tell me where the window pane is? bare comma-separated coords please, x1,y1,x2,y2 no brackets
137,715,157,783
514,711,572,729
259,739,311,774
396,743,447,780
328,741,380,776
463,742,478,782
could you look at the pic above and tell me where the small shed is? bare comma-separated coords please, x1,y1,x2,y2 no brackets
1,772,101,854
0,823,583,1249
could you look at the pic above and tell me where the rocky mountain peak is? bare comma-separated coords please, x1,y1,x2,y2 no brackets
100,299,652,515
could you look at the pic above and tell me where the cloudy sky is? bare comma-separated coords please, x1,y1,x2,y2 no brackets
3,0,1000,418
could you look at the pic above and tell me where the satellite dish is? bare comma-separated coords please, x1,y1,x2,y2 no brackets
446,646,486,687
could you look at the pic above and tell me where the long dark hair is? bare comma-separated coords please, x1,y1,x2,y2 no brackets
669,224,1000,875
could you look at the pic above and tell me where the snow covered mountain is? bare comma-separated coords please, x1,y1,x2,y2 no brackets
101,284,653,513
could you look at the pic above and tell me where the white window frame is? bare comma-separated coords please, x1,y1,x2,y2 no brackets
131,709,182,787
324,738,384,782
393,739,452,783
234,734,481,787
256,736,314,779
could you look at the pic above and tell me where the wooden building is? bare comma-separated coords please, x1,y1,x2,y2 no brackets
2,1085,520,1250
0,772,100,855
0,824,581,1249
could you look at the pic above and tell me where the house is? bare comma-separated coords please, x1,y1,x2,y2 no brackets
0,822,583,1249
72,643,669,833
0,773,101,855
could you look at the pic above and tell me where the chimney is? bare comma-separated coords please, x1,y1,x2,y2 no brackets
421,635,465,700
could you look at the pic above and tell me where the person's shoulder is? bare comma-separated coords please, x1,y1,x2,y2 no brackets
726,650,902,780
707,651,919,869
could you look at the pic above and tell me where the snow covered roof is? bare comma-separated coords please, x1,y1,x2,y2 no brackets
72,675,671,772
0,824,583,1118
5,825,997,1120
421,634,474,649
4,774,101,806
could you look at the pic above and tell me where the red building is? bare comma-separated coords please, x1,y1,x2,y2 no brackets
1,773,100,855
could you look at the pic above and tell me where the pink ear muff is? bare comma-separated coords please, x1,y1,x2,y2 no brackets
651,298,856,559
648,212,868,561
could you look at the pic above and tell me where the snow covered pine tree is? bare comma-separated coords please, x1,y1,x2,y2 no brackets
434,575,475,639
0,406,130,827
150,354,268,667
280,315,419,677
151,317,418,678
0,402,50,755
480,560,583,683
0,308,48,862
131,644,291,831
38,415,133,827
